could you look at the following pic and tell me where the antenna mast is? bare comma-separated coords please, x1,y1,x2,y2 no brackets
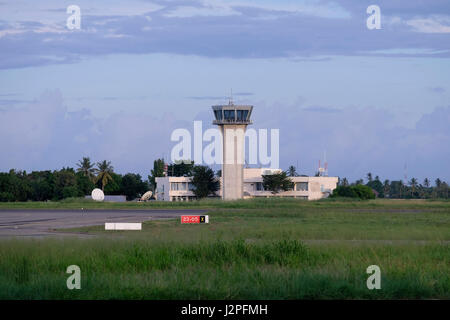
404,162,408,184
318,151,328,176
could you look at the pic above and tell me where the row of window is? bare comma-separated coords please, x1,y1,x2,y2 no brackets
254,182,309,191
170,181,313,192
170,182,195,191
214,109,250,121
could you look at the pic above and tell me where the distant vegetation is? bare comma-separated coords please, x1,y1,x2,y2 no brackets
262,171,294,194
191,165,220,199
286,165,449,200
1,161,449,202
0,158,148,202
330,185,376,200
337,172,449,199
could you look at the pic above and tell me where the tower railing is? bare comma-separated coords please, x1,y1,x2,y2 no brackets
213,119,253,125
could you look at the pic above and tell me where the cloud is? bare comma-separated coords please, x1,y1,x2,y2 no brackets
234,92,254,96
406,16,450,33
302,106,341,113
1,0,450,69
0,90,189,175
1,90,449,182
163,4,241,18
187,96,230,100
251,101,450,181
187,92,254,100
0,93,31,106
428,86,446,94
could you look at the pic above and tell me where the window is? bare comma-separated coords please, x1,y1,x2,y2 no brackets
223,110,235,121
236,110,249,121
214,110,222,120
256,182,264,191
295,182,308,191
171,182,188,191
188,183,195,191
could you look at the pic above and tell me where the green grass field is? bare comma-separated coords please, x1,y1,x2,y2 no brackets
0,198,449,299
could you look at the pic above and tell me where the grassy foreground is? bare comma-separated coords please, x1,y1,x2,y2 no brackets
0,198,449,299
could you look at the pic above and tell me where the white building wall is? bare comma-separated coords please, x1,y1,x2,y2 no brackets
155,170,338,201
243,174,337,200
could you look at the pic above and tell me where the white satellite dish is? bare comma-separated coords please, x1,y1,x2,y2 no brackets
140,191,153,201
91,188,105,201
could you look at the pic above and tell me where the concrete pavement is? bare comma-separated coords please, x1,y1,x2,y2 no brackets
0,209,208,237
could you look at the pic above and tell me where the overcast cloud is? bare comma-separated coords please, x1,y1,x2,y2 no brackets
1,90,448,182
1,0,450,69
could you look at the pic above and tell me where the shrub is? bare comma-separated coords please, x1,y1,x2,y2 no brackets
331,185,375,200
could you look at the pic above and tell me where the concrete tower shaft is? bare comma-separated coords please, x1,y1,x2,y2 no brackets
212,103,253,200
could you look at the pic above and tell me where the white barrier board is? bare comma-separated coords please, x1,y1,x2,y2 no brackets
105,223,142,230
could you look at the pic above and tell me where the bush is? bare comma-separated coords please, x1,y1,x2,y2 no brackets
262,171,294,194
352,184,376,199
331,185,375,200
0,192,15,202
191,165,220,199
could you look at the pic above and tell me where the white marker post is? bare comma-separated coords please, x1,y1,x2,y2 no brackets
105,223,142,230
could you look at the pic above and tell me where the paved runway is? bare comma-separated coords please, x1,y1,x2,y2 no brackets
0,209,208,237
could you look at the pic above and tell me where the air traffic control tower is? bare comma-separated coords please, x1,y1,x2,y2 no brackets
212,101,253,200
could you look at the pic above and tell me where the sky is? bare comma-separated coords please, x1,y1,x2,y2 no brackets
0,0,449,183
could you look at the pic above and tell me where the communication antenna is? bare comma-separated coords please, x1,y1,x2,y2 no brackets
317,151,328,176
164,162,168,177
91,188,104,202
140,191,153,201
404,162,408,184
229,88,234,105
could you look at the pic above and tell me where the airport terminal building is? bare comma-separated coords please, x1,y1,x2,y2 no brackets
155,169,338,201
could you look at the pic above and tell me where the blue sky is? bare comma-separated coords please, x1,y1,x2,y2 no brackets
0,0,449,182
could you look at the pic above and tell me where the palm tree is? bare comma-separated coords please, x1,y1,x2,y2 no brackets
340,177,349,187
95,160,114,191
423,178,430,188
383,179,390,198
288,165,297,177
76,157,95,181
366,172,373,183
409,178,418,197
399,180,404,198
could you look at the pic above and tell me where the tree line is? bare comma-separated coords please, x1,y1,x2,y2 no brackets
1,160,448,202
337,172,449,199
287,166,449,199
0,158,148,202
0,158,219,202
